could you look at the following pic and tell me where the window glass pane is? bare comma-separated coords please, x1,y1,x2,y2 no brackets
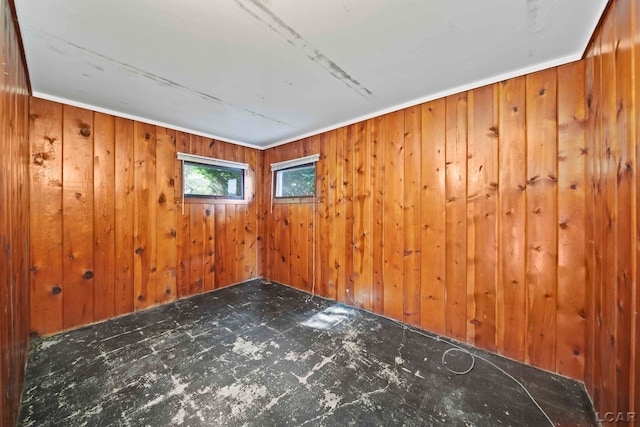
275,165,316,197
184,162,243,198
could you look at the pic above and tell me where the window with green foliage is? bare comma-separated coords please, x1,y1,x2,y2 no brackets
275,164,316,198
183,162,244,199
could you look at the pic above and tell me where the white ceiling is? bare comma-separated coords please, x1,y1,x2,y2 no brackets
16,0,607,149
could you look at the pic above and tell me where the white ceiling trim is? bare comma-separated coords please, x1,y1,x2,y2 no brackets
261,52,580,150
32,91,263,150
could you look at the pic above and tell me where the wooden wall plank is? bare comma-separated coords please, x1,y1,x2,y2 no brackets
93,112,116,321
583,45,597,401
245,147,258,280
600,9,619,415
497,77,527,361
445,94,468,341
583,0,640,417
334,128,347,302
403,106,421,326
1,2,30,422
420,99,446,335
382,111,405,320
592,31,605,410
352,122,373,310
634,0,640,416
114,118,135,314
313,136,326,296
525,68,558,371
466,85,499,350
29,98,63,335
175,132,191,298
326,130,339,300
30,102,261,336
133,122,157,309
371,118,385,313
557,61,587,379
344,127,355,302
62,105,95,329
155,127,177,303
613,0,635,415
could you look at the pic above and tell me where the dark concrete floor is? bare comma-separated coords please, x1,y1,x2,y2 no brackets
19,279,597,426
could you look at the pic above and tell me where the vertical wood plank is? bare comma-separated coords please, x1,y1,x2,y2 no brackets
335,128,346,301
421,99,446,335
175,132,191,297
155,127,177,303
245,147,258,280
383,111,405,320
93,112,116,321
525,68,558,371
445,93,468,341
497,77,527,361
133,122,157,309
371,119,385,313
584,46,597,400
344,127,355,302
466,85,499,350
317,134,330,298
557,61,587,379
326,130,339,300
403,106,421,326
62,105,95,328
592,32,605,410
353,122,373,310
214,204,226,287
613,0,635,414
29,98,64,334
600,9,618,414
114,118,135,315
634,0,640,415
203,205,215,291
189,203,205,294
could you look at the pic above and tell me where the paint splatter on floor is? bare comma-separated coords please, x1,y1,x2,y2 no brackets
18,280,597,426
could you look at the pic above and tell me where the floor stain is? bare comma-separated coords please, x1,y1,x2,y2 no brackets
18,279,597,426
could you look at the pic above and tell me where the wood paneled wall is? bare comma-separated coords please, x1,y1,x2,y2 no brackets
584,0,639,422
29,98,260,336
260,62,588,379
0,0,31,425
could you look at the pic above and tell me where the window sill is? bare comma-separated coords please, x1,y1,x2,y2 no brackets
272,197,320,204
175,197,251,205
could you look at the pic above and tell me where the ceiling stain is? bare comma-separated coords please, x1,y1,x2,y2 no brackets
31,27,291,128
234,0,373,99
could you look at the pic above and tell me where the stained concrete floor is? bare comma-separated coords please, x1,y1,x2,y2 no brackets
19,279,597,426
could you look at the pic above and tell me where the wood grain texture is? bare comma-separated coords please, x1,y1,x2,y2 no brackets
62,105,95,328
556,61,586,379
466,85,498,350
525,68,558,371
497,77,527,361
0,0,30,423
261,65,590,381
28,101,260,335
420,99,446,335
93,113,116,321
584,0,639,420
29,98,63,335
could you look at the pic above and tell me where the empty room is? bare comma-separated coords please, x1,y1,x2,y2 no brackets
1,0,638,425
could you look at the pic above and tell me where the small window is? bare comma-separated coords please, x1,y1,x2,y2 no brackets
183,162,243,199
275,164,316,198
176,152,249,203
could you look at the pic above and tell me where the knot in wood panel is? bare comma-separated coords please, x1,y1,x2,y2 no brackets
80,127,91,137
